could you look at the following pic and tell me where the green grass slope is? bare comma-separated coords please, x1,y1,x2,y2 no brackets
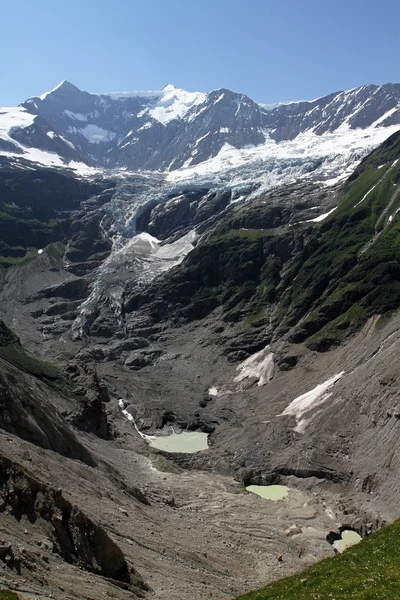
277,131,400,349
0,592,19,600
235,520,400,600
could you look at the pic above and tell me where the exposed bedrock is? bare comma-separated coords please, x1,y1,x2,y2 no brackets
0,455,149,592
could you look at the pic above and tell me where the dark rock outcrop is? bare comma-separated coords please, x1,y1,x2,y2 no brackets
0,455,148,591
0,359,96,466
41,278,88,300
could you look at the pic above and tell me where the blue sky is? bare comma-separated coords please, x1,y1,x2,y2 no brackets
2,0,400,105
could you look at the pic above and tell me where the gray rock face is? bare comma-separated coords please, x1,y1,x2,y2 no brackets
0,455,148,588
260,85,400,140
9,80,400,172
0,357,96,466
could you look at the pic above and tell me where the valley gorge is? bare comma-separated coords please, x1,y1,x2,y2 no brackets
1,81,400,599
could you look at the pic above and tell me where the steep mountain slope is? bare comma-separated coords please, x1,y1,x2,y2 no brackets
0,105,89,170
130,131,400,352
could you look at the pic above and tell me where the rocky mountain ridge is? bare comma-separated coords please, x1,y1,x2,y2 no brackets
1,81,400,181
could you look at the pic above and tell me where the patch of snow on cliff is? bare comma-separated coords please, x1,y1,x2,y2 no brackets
138,122,153,131
281,372,345,426
307,206,337,222
81,124,116,143
1,146,90,171
137,232,160,249
354,183,379,208
234,346,274,386
155,230,197,264
64,110,88,121
118,399,156,442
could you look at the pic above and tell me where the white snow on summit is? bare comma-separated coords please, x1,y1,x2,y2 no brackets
39,80,67,101
99,84,206,125
148,85,206,124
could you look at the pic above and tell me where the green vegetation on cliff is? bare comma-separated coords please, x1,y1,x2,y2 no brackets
133,131,400,353
0,166,108,268
235,520,400,600
0,592,19,600
277,131,400,349
0,321,83,399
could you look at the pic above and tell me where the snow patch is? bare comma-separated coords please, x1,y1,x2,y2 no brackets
80,124,116,144
136,231,160,249
118,399,156,442
64,110,88,121
281,372,345,426
138,122,153,131
371,106,399,127
234,346,274,387
194,132,210,147
307,206,337,222
0,107,36,141
1,146,89,171
354,183,379,208
58,135,76,150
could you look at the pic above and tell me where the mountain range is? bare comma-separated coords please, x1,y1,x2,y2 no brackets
1,81,400,182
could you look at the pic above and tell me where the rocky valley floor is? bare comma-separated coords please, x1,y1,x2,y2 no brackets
0,425,343,600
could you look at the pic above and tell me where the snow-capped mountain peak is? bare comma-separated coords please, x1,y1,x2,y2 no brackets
39,79,69,100
146,85,206,125
2,81,400,189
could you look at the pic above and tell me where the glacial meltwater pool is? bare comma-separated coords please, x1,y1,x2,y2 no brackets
333,530,362,553
149,431,209,454
246,485,290,501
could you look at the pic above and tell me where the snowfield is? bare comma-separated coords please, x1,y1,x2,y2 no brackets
167,119,400,193
0,106,92,172
0,106,36,140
